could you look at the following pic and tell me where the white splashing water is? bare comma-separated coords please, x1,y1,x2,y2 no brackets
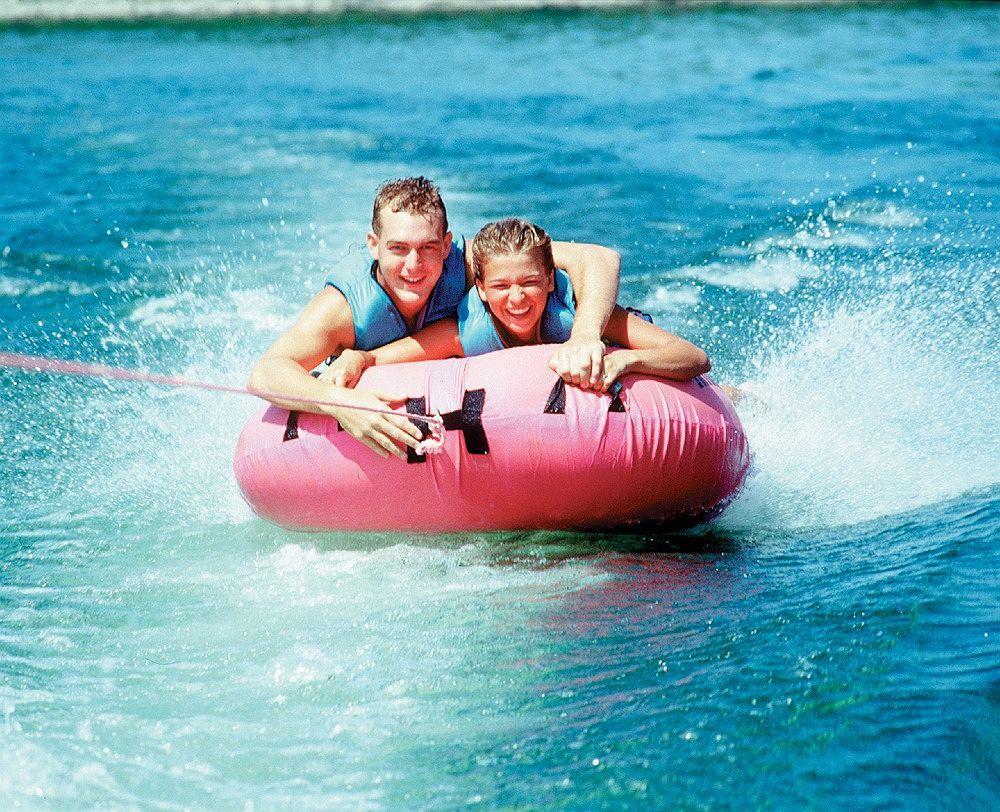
720,283,1000,533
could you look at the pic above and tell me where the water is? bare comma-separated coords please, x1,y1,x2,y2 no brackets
2,4,998,807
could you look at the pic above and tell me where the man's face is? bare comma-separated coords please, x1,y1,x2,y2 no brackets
367,207,452,319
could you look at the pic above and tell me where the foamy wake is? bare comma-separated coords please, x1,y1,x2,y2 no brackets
637,283,702,315
719,286,1000,533
675,199,924,294
676,253,820,292
828,201,926,229
0,276,96,298
128,289,291,333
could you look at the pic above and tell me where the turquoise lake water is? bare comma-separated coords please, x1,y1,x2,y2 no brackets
1,4,998,807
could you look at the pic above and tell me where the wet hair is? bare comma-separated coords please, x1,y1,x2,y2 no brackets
471,218,555,281
371,176,448,236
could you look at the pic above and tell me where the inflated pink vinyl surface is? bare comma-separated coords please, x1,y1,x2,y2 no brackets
233,345,750,532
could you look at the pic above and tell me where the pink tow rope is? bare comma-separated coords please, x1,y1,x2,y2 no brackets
0,352,446,450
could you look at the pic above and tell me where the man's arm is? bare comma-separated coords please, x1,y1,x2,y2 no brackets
248,287,354,410
248,287,422,459
549,241,621,390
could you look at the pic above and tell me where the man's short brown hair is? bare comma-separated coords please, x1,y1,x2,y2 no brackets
371,177,448,236
471,218,555,280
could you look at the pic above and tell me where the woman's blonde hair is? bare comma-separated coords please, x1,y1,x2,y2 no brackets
471,218,555,280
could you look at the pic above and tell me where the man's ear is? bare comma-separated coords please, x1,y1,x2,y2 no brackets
475,280,488,302
443,230,453,256
366,231,379,260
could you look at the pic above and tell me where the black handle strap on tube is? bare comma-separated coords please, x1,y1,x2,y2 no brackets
406,389,490,464
543,378,625,415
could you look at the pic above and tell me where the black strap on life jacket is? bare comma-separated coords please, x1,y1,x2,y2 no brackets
406,388,489,464
542,378,625,414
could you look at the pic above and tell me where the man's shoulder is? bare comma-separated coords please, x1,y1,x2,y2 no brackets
300,285,355,333
456,282,479,316
323,261,387,323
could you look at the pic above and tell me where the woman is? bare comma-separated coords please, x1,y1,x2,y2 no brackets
323,218,711,392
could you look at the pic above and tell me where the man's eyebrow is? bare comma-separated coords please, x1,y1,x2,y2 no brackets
387,239,440,246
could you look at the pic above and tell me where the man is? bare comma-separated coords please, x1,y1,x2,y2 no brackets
249,177,620,459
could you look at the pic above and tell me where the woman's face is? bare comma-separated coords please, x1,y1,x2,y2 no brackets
476,252,554,345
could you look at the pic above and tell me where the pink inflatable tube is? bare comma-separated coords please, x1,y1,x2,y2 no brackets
233,345,750,532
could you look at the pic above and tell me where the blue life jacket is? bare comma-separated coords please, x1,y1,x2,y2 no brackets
325,238,467,351
457,268,576,356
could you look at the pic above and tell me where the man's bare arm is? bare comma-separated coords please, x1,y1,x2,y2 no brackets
247,287,422,459
247,287,356,412
549,240,621,389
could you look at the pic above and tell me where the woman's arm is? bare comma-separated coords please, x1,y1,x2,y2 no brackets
319,319,464,388
599,306,710,389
